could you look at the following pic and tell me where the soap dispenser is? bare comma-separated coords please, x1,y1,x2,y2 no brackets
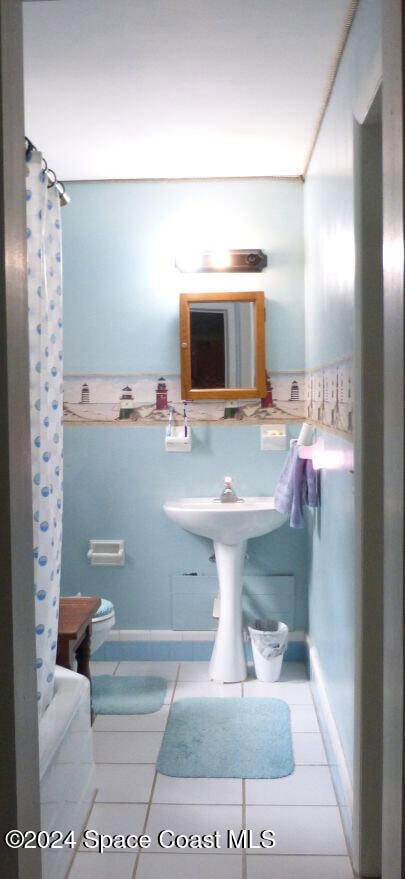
220,476,238,503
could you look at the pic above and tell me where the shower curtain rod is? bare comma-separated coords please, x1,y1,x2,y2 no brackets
25,136,70,206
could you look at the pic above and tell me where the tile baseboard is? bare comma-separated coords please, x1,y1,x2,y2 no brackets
104,628,306,642
308,638,353,859
91,630,307,663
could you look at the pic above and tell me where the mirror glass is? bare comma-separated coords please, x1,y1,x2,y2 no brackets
180,291,266,400
190,300,255,389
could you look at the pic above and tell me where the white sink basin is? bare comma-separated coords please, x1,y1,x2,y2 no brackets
164,495,287,684
163,496,287,545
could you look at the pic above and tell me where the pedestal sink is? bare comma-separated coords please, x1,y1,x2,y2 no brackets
163,497,287,683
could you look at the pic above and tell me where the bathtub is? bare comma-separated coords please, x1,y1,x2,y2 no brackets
39,665,96,879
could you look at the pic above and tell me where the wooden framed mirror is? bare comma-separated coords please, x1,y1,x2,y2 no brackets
179,291,267,400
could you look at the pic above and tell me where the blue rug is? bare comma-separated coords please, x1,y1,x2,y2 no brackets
157,697,294,778
92,675,167,714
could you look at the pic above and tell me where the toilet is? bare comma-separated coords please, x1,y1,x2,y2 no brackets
91,598,116,654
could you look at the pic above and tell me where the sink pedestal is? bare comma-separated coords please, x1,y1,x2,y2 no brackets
163,495,287,684
209,540,247,683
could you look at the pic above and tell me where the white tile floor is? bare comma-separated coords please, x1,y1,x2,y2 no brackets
68,661,353,879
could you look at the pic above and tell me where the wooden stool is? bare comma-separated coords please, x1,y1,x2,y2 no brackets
57,596,101,722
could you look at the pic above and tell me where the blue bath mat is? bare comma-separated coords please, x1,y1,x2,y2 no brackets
92,675,167,714
157,697,294,778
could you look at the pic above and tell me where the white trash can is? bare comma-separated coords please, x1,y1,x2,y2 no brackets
248,621,289,682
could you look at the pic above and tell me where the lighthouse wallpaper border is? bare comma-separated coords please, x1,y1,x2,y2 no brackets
63,356,353,436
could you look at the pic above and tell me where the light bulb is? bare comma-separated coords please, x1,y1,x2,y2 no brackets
209,249,231,270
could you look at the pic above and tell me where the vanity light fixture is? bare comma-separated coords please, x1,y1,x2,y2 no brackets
209,249,232,270
175,248,267,273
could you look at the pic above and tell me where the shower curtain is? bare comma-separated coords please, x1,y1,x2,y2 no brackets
26,152,63,716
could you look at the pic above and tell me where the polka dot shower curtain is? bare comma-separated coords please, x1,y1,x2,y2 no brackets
26,152,63,716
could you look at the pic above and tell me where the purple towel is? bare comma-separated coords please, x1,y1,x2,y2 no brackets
274,442,319,528
305,458,318,509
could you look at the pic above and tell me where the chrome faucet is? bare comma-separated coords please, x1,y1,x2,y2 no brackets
219,476,239,503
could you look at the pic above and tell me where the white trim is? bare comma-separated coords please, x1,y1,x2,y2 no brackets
63,175,303,186
353,47,382,125
106,628,306,642
308,638,354,856
302,0,359,177
149,629,179,641
352,96,384,876
39,667,96,879
180,630,216,642
305,352,353,372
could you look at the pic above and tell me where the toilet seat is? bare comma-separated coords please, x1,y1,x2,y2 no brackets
93,598,114,621
91,598,116,655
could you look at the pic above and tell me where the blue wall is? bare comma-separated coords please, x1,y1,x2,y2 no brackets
61,178,308,630
305,1,382,369
63,424,308,629
63,179,305,374
304,0,382,781
60,0,380,665
306,432,356,770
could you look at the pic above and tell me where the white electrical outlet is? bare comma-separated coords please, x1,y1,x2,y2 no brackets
260,424,287,451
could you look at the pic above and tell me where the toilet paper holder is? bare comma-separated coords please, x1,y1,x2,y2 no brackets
87,539,125,566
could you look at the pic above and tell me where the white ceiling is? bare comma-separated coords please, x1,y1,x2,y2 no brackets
23,0,354,181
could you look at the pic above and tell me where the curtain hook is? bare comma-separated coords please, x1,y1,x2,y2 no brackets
47,168,57,189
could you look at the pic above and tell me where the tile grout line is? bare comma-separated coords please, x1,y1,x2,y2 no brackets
76,665,350,873
242,669,246,873
242,777,247,879
242,674,247,879
132,770,158,879
132,663,181,879
87,798,340,806
92,799,339,807
93,762,332,768
92,664,336,874
169,662,181,706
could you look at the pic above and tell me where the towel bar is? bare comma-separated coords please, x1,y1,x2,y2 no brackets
297,437,354,471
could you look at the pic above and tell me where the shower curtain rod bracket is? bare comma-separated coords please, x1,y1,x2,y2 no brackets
25,136,70,206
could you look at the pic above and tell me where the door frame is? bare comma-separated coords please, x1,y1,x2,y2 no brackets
0,2,404,878
0,1,41,877
381,1,405,877
353,85,384,877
